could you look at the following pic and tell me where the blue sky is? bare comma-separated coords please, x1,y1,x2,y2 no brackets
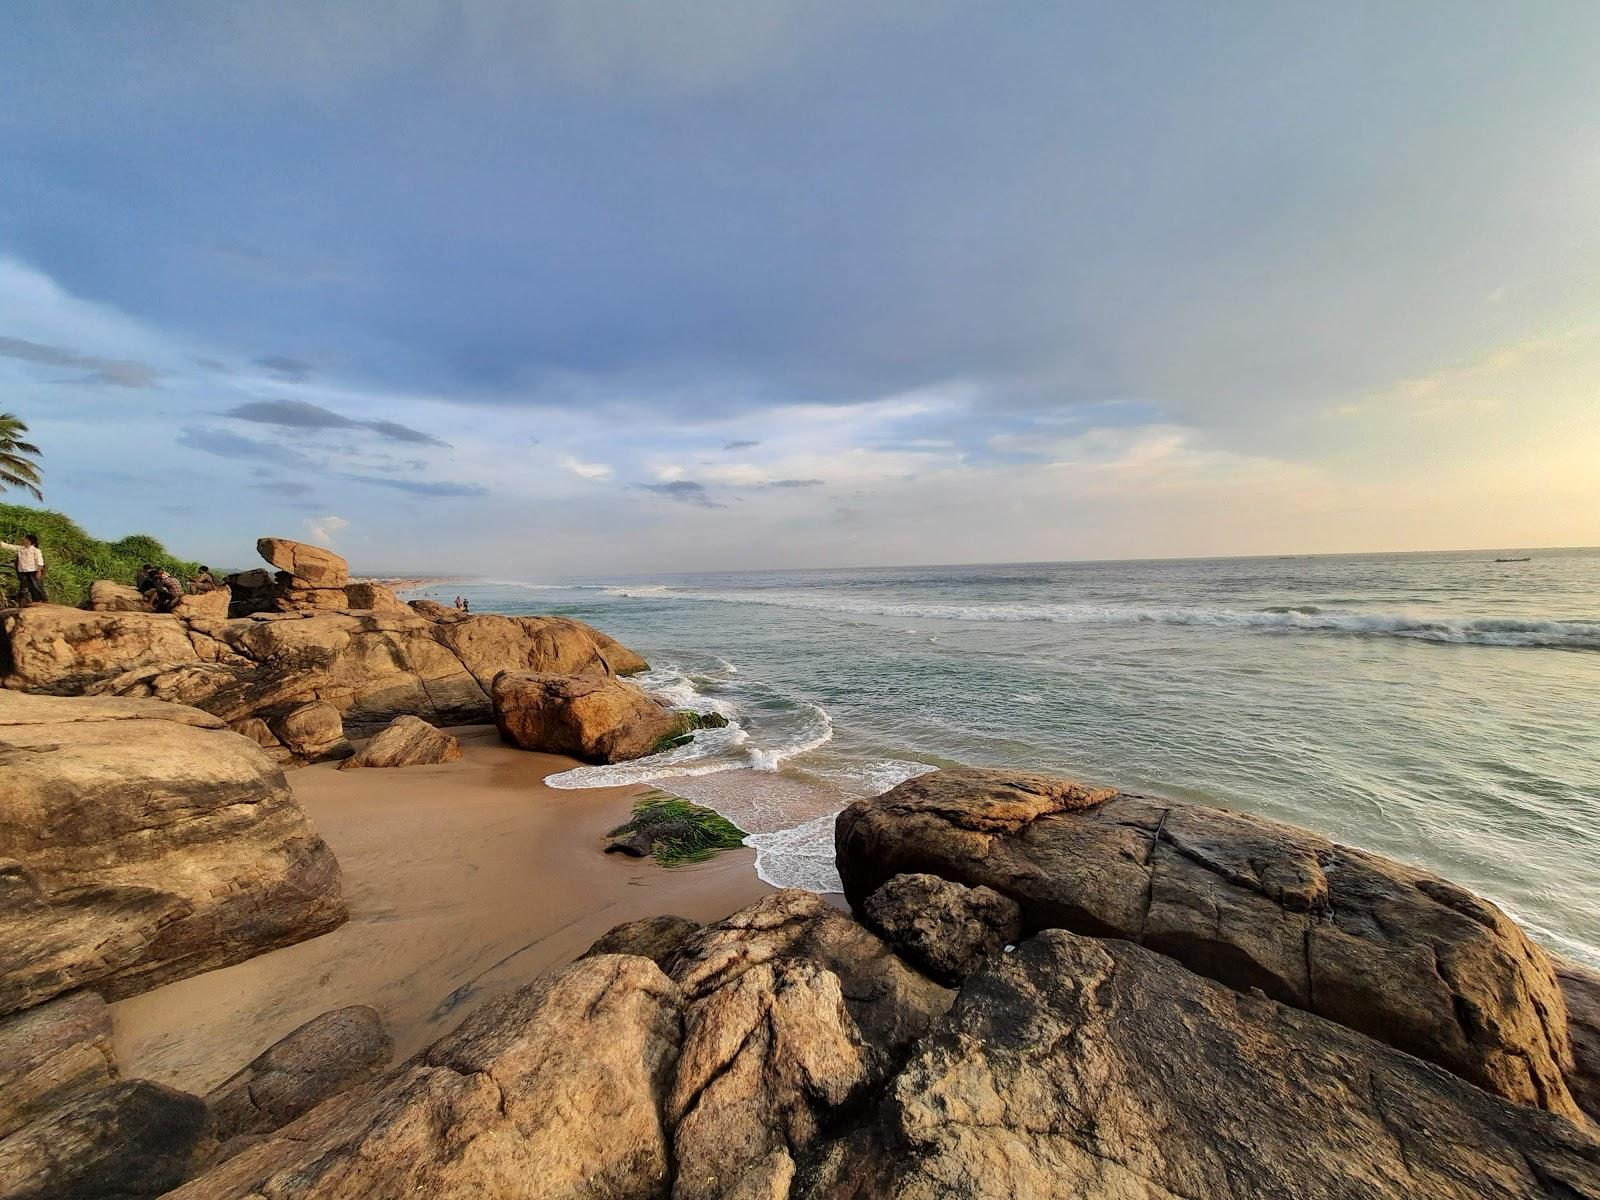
3,2,1598,574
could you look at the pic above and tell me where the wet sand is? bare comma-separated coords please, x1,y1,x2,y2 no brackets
111,726,771,1093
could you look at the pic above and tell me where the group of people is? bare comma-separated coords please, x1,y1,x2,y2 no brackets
2,530,221,611
453,594,472,613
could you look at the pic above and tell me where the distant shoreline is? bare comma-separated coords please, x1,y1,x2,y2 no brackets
353,576,468,593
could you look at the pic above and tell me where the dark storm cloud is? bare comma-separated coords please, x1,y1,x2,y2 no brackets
638,480,723,508
0,335,159,387
223,399,448,447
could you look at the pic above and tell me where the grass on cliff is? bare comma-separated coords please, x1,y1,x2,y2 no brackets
610,792,748,866
0,502,199,609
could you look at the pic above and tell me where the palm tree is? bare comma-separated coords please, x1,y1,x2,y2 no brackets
0,413,43,500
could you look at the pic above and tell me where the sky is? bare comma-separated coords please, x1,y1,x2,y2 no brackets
2,1,1598,576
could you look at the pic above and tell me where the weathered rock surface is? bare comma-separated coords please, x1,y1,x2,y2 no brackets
670,889,953,1072
0,1079,213,1200
86,580,149,612
166,955,681,1200
803,929,1600,1200
174,588,230,619
342,580,408,612
1559,958,1600,1123
338,714,461,769
256,538,349,588
0,991,116,1139
583,915,705,970
493,670,688,763
836,767,1583,1119
0,690,345,1013
206,1006,393,1141
863,873,1021,985
671,960,868,1200
277,583,349,612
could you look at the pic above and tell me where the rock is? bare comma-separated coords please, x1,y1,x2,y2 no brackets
206,1006,393,1141
407,597,459,620
223,569,276,618
836,767,1583,1119
278,585,350,613
492,671,688,763
268,700,350,762
0,1079,213,1200
1558,958,1600,1123
173,588,230,619
0,690,346,1013
670,889,953,1073
801,929,1600,1200
166,955,681,1200
606,830,655,857
337,715,460,769
671,960,868,1200
256,538,349,588
0,991,116,1139
3,606,648,751
582,915,704,970
863,873,1021,985
342,581,408,612
86,580,150,612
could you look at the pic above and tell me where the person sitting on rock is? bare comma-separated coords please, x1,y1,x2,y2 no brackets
192,565,218,593
1,533,46,605
139,564,185,613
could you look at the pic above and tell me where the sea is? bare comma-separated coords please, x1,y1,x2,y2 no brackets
411,548,1600,966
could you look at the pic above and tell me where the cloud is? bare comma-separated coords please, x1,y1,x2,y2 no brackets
336,473,489,497
305,515,349,545
254,354,313,381
223,398,447,446
248,480,317,497
638,480,723,508
561,455,613,481
762,478,824,488
723,440,761,451
0,335,160,387
177,426,313,468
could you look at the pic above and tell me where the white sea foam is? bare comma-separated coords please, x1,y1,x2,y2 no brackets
746,812,845,892
604,587,1600,649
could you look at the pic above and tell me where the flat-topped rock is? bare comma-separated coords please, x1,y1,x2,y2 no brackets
836,767,1583,1119
256,538,349,588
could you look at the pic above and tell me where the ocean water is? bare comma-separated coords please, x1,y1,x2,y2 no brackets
414,548,1600,965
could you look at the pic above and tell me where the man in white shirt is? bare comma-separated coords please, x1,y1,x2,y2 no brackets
1,533,46,605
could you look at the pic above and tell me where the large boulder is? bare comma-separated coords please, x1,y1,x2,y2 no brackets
256,538,349,588
342,581,409,613
0,1079,213,1200
206,1006,393,1142
0,690,346,1013
801,930,1600,1200
0,991,116,1139
173,588,230,619
1558,958,1600,1123
863,873,1021,985
165,955,682,1200
1,606,203,693
86,580,149,612
836,768,1583,1120
337,714,460,769
582,915,705,971
492,671,688,763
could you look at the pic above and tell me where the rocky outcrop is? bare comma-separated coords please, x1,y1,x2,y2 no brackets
0,1080,213,1200
583,915,705,970
493,671,690,763
337,714,461,769
0,690,345,1013
835,767,1583,1120
206,1006,393,1142
802,930,1600,1200
1559,958,1600,1123
256,538,349,588
0,991,116,1139
165,955,681,1200
863,873,1021,985
342,581,408,612
86,580,149,612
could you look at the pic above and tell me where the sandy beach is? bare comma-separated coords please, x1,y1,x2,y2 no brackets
110,725,771,1093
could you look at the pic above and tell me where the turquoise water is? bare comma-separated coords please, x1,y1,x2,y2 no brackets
416,548,1600,964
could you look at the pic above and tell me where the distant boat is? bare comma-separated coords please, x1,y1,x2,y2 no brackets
1493,556,1532,563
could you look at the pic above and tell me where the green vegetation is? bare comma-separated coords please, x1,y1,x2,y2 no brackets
0,502,199,608
608,792,747,866
0,414,43,501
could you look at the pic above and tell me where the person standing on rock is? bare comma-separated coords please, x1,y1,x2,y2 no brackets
1,532,46,605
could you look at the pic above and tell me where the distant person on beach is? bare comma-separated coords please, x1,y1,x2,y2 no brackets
454,595,463,609
1,533,46,605
461,598,470,614
139,564,184,613
192,565,218,593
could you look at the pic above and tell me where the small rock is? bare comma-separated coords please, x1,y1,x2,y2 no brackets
337,715,460,770
863,872,1022,985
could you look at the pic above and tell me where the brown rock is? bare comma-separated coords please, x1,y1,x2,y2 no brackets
836,767,1583,1119
0,690,346,1013
173,588,230,619
207,1006,392,1141
407,597,460,620
268,700,350,762
1559,957,1600,1123
277,584,350,612
0,1079,213,1200
805,930,1600,1200
492,671,686,763
0,991,116,1139
166,955,681,1200
439,613,648,683
583,914,704,970
863,873,1021,985
1,606,202,693
337,714,460,769
256,538,349,587
671,960,868,1200
86,580,150,612
342,581,409,612
670,889,953,1072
